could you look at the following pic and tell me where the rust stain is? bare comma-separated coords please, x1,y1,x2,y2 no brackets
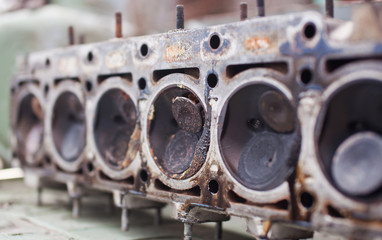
244,36,272,53
122,126,141,168
165,42,191,62
105,51,126,69
263,220,272,235
58,56,78,74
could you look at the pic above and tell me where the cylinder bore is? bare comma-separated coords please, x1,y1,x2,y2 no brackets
94,89,139,169
219,84,299,191
317,79,382,198
16,94,43,164
52,92,86,162
148,86,207,179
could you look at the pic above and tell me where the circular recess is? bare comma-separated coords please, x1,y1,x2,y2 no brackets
94,88,138,169
140,44,148,57
16,93,43,164
45,58,50,67
317,79,382,199
85,80,93,92
44,85,49,95
138,78,147,90
52,92,86,162
219,84,299,191
148,86,207,179
208,180,219,194
209,34,221,50
207,73,218,88
300,68,313,85
303,22,316,40
300,191,315,209
139,169,149,182
86,162,94,173
87,51,94,62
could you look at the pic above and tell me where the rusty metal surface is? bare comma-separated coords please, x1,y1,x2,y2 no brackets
9,2,382,239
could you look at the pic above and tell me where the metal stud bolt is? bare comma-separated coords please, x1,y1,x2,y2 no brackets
115,12,122,38
68,26,74,45
257,0,265,17
240,2,248,21
176,5,184,29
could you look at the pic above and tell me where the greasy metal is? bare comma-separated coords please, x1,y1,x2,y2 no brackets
10,3,382,239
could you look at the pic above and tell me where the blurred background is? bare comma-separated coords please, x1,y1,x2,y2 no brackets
0,0,365,168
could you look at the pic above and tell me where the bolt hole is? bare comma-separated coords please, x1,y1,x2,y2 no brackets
300,68,313,85
45,58,50,67
87,51,94,62
85,80,92,92
113,115,125,125
208,180,219,194
207,73,218,88
11,87,15,95
44,156,51,165
139,169,148,182
300,191,315,209
303,22,316,40
87,162,94,173
138,78,146,90
248,118,263,131
209,34,221,50
44,84,49,95
140,44,148,57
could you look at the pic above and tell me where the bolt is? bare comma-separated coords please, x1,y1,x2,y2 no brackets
79,34,86,44
240,2,248,21
121,207,130,231
215,222,222,240
257,0,265,17
154,208,162,226
37,186,43,206
176,5,184,29
184,222,193,240
68,26,74,45
72,197,81,218
115,12,122,38
325,0,334,18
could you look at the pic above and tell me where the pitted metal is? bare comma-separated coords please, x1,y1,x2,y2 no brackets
10,5,382,239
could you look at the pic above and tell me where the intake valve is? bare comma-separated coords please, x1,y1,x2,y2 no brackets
259,90,295,133
172,96,202,133
332,131,382,197
163,96,203,174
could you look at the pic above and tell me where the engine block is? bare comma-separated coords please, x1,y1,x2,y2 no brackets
10,2,382,239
